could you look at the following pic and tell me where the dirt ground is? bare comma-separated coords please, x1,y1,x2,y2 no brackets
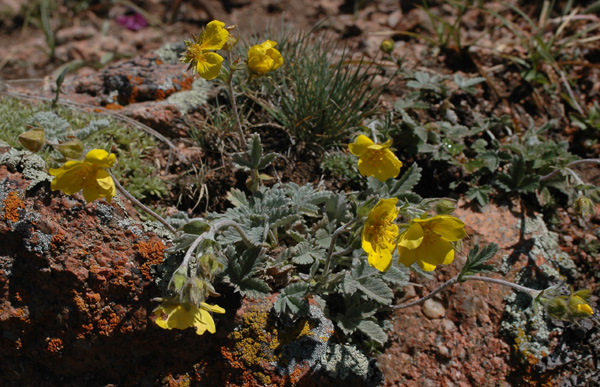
1,0,599,386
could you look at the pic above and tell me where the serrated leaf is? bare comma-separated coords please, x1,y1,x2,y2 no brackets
458,243,498,281
272,214,300,229
496,156,540,193
231,154,253,170
238,277,270,298
324,193,351,227
257,152,277,170
274,282,309,315
249,133,263,167
227,188,249,207
382,264,409,286
354,276,393,304
357,320,388,345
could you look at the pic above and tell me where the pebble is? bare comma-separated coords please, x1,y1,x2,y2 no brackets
422,299,446,319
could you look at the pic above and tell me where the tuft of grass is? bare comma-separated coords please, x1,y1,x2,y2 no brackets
0,96,168,200
256,30,388,149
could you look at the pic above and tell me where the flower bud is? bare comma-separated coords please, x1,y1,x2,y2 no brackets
380,39,395,54
18,128,46,153
546,297,568,320
574,196,594,219
56,138,85,160
434,199,457,215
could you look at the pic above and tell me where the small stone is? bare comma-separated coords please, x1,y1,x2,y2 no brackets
422,299,446,319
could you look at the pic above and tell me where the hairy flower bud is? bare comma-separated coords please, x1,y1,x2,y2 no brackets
56,138,85,160
18,128,46,153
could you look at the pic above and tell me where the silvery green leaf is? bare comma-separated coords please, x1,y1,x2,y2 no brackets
357,320,387,345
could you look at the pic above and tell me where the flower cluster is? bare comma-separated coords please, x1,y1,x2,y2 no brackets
362,199,466,272
49,149,116,203
181,20,230,80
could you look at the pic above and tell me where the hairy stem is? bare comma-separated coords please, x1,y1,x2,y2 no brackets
110,171,178,236
322,217,359,278
540,158,600,181
227,51,247,148
181,220,255,269
393,275,541,310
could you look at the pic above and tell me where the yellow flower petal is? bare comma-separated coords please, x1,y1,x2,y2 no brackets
348,135,374,157
419,238,454,266
195,52,224,80
398,223,424,249
362,198,399,272
199,20,229,51
84,149,116,168
368,247,393,272
397,245,417,267
248,40,283,74
351,137,402,182
396,214,466,271
200,302,226,314
415,215,466,241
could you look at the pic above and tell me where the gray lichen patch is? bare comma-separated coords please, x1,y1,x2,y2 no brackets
276,304,333,375
0,140,50,191
521,214,577,276
166,78,210,115
154,42,185,65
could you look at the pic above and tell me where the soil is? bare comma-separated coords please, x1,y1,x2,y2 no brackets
1,0,599,386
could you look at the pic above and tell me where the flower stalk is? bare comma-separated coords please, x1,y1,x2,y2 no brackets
109,171,178,236
392,274,541,310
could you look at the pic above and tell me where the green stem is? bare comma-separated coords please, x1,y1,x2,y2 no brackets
226,51,247,148
393,274,541,310
110,171,178,236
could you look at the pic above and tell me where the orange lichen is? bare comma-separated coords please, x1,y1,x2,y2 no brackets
46,337,64,353
3,191,25,222
135,239,166,281
105,103,124,110
50,229,66,249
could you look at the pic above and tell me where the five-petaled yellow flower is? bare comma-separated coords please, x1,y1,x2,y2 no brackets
397,215,466,272
49,149,116,203
154,302,225,335
247,40,283,74
181,20,229,80
362,198,399,272
348,135,403,182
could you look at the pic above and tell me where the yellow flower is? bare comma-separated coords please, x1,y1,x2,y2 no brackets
247,40,283,74
49,149,116,203
348,135,403,182
154,302,225,335
181,20,229,80
362,198,399,272
397,215,466,272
